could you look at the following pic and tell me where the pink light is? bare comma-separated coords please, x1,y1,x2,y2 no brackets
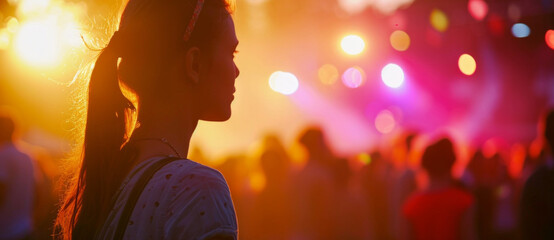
342,67,365,88
375,110,396,134
468,0,488,21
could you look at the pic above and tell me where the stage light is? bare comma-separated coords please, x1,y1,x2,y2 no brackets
390,30,410,51
381,63,404,88
468,0,488,21
430,9,449,32
458,54,477,76
342,66,365,88
318,64,339,85
511,23,530,38
341,34,365,55
269,71,299,95
375,110,396,134
15,20,61,66
545,30,554,50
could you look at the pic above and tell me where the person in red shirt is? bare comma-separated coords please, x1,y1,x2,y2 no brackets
402,138,476,240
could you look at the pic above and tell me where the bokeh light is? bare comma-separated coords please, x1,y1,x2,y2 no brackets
511,23,530,38
0,29,11,50
7,18,20,33
249,171,266,192
507,3,521,21
341,34,365,55
430,8,449,32
458,54,477,76
468,0,488,21
545,30,554,50
375,110,396,134
342,66,366,88
338,0,367,14
358,153,371,165
381,63,405,88
15,20,61,66
318,64,339,85
488,13,506,36
390,30,411,51
269,71,299,95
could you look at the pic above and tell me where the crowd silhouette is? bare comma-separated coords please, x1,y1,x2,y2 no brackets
1,109,554,239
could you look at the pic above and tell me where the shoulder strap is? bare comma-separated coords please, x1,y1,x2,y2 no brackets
113,157,181,240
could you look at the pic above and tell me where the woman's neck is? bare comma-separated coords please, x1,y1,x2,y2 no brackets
128,101,198,163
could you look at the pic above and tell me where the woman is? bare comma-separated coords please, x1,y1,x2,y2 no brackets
55,0,240,239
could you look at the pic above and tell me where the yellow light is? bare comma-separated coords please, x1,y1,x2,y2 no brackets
390,30,410,51
430,9,449,32
358,153,371,165
249,171,266,192
15,19,61,66
7,18,20,33
19,0,51,16
0,29,11,50
341,34,365,55
318,64,339,85
458,54,477,76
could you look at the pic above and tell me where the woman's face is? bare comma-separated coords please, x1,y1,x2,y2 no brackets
197,15,239,121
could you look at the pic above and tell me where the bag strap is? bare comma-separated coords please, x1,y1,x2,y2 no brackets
113,156,181,240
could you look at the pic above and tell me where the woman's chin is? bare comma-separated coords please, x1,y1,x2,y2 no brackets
200,109,232,122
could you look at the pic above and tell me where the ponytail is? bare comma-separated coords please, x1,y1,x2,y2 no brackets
56,39,135,239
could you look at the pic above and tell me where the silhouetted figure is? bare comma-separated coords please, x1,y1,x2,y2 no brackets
521,110,554,240
361,151,393,240
0,112,36,240
55,0,241,239
402,138,476,240
293,127,336,240
251,134,294,240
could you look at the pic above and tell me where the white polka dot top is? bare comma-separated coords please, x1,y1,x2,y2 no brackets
96,156,238,240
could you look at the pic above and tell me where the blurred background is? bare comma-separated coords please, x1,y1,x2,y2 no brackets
0,0,553,239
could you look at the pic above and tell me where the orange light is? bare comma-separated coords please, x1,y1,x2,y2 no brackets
390,30,410,51
546,30,554,50
318,64,339,85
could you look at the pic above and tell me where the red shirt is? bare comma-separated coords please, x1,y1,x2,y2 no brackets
403,187,473,240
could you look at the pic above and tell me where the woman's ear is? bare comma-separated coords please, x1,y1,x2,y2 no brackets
184,46,201,84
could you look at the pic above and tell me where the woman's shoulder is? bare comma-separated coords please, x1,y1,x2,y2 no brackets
151,158,229,190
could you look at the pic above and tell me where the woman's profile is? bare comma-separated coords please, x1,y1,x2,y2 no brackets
55,0,240,239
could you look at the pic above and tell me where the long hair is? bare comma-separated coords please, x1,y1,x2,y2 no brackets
55,0,234,239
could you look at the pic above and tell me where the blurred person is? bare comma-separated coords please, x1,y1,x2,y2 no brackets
402,138,476,240
360,151,393,240
389,133,418,240
521,110,554,239
251,134,294,240
292,126,336,240
0,112,36,240
55,0,240,239
462,149,498,239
